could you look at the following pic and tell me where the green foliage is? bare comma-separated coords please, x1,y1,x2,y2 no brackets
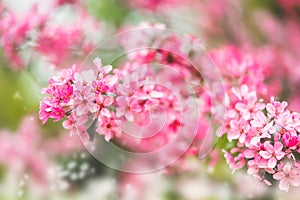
163,189,180,200
0,68,42,130
87,0,130,27
244,0,284,18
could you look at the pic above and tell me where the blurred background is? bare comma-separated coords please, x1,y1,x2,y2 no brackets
1,0,300,199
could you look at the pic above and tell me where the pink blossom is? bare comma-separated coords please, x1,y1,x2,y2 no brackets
116,96,135,121
39,99,52,124
97,114,121,141
247,157,261,175
275,111,294,130
231,84,257,102
0,4,47,68
0,116,77,185
259,142,285,168
282,132,299,148
36,26,83,65
35,22,300,193
39,99,65,124
40,57,121,142
223,149,246,172
250,111,274,135
62,115,76,136
93,57,112,75
221,83,300,191
228,118,250,142
266,97,288,118
235,100,265,121
0,1,102,69
73,85,99,116
92,75,118,94
273,163,300,192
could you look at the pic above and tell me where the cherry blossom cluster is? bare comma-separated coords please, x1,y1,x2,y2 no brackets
251,11,300,111
0,116,81,187
39,59,120,142
113,53,189,153
39,52,197,152
208,45,300,192
0,0,102,69
39,21,300,191
40,25,208,158
222,84,300,191
209,46,267,96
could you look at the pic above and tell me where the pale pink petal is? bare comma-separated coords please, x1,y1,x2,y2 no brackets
254,102,265,111
100,108,111,118
263,179,272,186
239,133,246,144
116,107,125,118
235,103,247,113
262,122,274,133
231,87,242,100
273,172,285,180
247,167,258,175
104,132,112,142
76,115,88,126
228,130,240,141
62,120,72,129
266,103,275,115
134,112,151,127
268,157,277,168
106,75,118,87
291,178,300,187
103,65,113,74
264,141,274,153
274,142,283,153
76,104,88,116
243,149,255,158
104,97,114,106
279,178,290,192
125,112,134,122
240,84,249,97
276,152,285,160
283,164,292,174
279,101,288,113
257,111,267,124
250,120,263,127
230,120,239,129
87,102,100,113
93,57,102,69
259,151,272,159
250,136,261,146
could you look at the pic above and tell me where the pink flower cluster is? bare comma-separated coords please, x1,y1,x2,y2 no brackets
40,53,192,151
209,46,267,96
251,12,300,111
0,4,47,67
113,54,185,152
39,21,300,191
40,59,119,142
0,116,49,184
0,1,101,69
208,45,300,192
40,26,208,158
222,84,300,191
0,116,81,185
